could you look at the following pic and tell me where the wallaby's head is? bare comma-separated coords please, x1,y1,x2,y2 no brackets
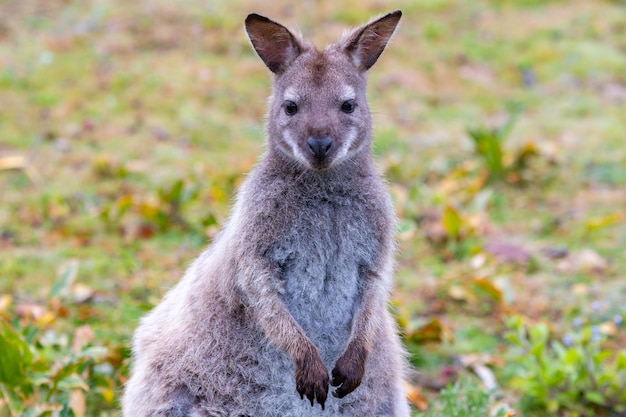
245,11,401,171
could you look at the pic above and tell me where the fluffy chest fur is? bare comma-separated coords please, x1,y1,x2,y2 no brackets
230,156,391,357
271,191,377,356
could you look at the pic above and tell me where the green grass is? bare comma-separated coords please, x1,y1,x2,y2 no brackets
1,0,625,416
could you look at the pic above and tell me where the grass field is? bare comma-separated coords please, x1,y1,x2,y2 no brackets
1,0,625,416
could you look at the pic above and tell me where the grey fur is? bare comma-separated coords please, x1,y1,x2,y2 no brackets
122,10,408,417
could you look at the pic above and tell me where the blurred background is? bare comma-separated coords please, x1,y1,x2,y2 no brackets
1,0,625,416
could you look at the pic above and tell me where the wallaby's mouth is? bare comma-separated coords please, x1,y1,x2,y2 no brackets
305,156,334,171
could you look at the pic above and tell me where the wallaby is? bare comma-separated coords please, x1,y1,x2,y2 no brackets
122,10,408,417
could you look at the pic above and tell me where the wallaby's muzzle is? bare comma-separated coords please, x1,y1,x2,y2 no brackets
307,136,333,160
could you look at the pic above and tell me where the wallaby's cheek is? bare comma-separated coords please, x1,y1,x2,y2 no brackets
281,130,309,164
334,126,359,163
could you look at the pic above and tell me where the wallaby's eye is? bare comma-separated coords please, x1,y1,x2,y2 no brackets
341,100,356,114
284,101,298,116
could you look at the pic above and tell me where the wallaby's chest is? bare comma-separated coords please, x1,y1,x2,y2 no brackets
265,191,378,352
269,191,377,282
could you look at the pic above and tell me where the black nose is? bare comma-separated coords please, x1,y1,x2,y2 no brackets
307,137,333,159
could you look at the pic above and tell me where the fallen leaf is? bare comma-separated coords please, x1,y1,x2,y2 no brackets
70,389,86,417
72,325,95,354
0,294,12,311
405,382,428,411
36,311,56,328
585,212,624,232
408,318,444,344
472,278,503,304
448,285,470,302
15,303,47,321
0,155,27,170
472,363,498,390
470,254,487,269
599,321,618,336
72,283,96,304
459,353,498,389
442,205,462,240
0,155,41,183
484,240,530,264
557,249,608,274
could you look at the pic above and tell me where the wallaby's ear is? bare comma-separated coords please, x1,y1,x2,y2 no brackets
341,10,402,72
245,14,303,74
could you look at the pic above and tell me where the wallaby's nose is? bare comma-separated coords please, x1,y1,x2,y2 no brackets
307,137,333,159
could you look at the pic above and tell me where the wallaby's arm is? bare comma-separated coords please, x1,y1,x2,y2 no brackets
331,267,389,397
235,249,329,409
331,242,394,397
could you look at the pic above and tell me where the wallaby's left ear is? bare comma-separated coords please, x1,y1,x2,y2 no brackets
245,13,303,74
342,10,402,72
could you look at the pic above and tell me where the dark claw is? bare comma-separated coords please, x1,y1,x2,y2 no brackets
331,368,346,387
334,384,349,399
330,366,363,398
295,348,330,409
317,381,328,410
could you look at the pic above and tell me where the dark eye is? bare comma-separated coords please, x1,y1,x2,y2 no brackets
284,101,298,116
341,100,356,114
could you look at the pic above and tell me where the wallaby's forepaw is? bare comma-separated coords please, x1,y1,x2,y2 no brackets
295,348,329,410
331,347,366,398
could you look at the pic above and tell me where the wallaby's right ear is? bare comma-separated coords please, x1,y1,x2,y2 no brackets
341,10,402,72
245,14,303,74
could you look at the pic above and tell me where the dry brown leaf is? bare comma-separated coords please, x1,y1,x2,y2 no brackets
472,278,503,304
408,318,454,344
405,382,428,411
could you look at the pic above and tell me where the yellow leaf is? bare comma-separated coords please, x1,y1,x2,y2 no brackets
586,212,624,231
36,311,56,327
442,205,462,239
101,388,115,404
